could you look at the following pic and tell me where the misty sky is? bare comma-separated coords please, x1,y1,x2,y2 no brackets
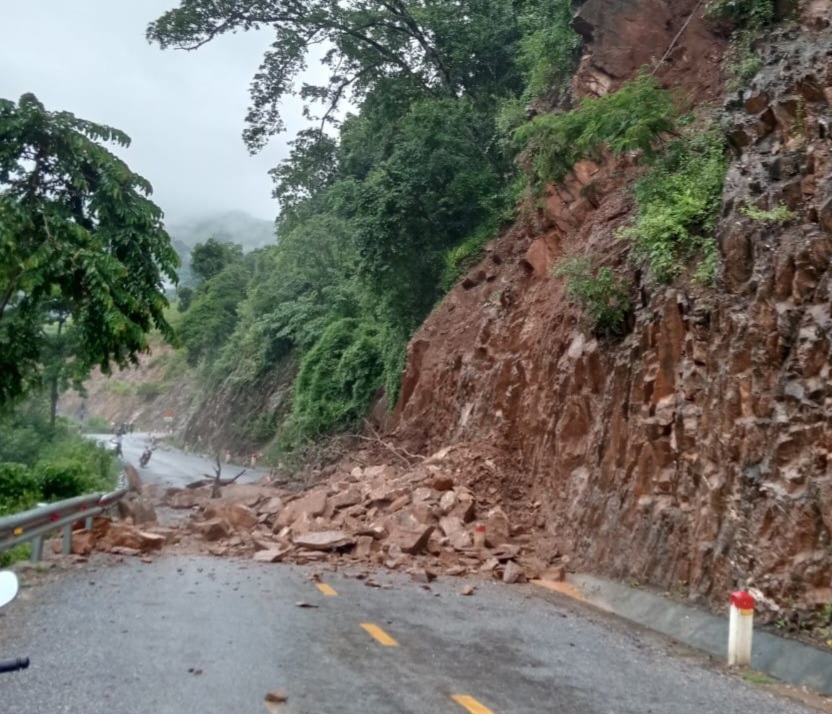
0,1,314,224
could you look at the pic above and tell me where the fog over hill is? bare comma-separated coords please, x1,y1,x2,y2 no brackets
167,211,276,285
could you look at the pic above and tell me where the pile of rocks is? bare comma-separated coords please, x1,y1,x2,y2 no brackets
163,452,564,584
51,509,176,561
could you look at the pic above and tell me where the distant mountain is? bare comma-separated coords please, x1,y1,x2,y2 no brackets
168,210,276,251
166,211,276,286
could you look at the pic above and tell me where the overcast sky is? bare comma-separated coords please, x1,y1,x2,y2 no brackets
0,1,311,224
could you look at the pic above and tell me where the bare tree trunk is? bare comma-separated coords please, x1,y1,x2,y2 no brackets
49,318,64,429
49,374,59,429
211,453,222,498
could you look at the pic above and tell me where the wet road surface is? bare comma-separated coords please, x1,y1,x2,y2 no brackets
0,556,815,714
90,433,270,489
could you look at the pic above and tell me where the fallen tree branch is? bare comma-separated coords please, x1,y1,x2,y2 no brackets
186,470,247,491
350,420,423,466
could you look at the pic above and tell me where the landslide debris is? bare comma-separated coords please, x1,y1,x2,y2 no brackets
159,443,567,584
65,443,566,587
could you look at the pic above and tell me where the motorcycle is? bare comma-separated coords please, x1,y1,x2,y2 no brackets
139,447,153,468
0,571,29,674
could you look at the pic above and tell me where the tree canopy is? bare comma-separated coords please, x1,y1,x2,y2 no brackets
191,238,244,283
0,93,179,405
148,0,582,446
148,0,527,151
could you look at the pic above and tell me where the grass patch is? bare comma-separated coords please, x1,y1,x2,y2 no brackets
0,543,30,568
108,379,135,397
741,670,777,685
741,203,796,222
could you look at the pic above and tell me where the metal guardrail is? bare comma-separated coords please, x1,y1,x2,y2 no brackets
0,488,127,561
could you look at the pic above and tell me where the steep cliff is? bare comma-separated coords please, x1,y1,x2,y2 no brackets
391,0,832,611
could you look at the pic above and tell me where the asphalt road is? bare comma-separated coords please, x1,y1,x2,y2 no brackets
0,557,815,714
89,432,269,489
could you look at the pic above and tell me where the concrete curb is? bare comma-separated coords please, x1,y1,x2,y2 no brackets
533,573,832,695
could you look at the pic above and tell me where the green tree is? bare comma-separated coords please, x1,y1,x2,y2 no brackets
190,238,243,283
147,1,586,450
291,317,387,438
177,285,195,312
178,262,250,366
0,94,179,405
351,95,505,328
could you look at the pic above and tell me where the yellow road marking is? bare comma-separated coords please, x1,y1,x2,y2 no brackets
360,623,399,647
315,583,338,596
451,694,494,714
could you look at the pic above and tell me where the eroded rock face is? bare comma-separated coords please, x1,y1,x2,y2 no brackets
571,0,725,101
391,16,832,609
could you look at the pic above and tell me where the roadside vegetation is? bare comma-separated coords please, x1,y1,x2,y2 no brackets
0,398,118,564
553,258,631,337
619,129,727,286
0,94,175,533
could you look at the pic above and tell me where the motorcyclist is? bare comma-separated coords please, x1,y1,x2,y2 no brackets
139,446,153,467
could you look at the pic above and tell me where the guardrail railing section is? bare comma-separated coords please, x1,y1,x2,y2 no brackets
0,484,127,562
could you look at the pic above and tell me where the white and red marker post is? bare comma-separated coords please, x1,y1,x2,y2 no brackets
728,590,755,666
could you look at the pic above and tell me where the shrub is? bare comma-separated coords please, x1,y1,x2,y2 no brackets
515,73,676,186
554,257,631,336
0,544,30,568
109,380,135,396
291,318,386,439
694,239,719,286
136,381,164,400
34,459,97,500
379,326,408,408
618,130,727,284
441,226,496,292
38,434,117,493
706,0,776,88
0,463,41,515
726,36,763,86
706,0,775,28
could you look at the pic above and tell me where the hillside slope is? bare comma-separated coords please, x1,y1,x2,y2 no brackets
390,0,832,611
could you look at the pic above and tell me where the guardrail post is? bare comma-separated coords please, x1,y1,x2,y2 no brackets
30,536,43,562
85,516,93,530
728,590,755,666
62,523,73,556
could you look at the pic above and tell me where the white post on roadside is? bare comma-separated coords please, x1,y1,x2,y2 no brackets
728,590,755,666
